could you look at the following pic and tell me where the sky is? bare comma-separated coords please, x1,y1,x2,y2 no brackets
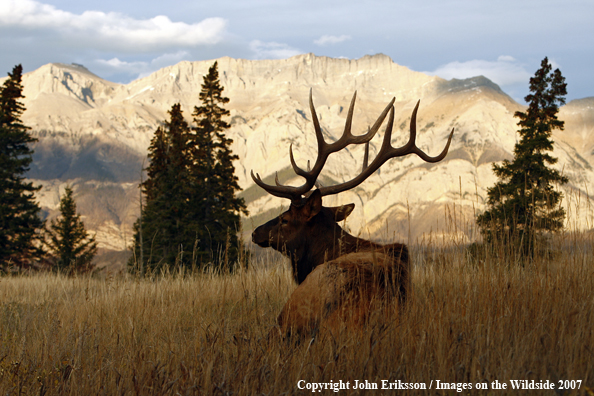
1,0,592,104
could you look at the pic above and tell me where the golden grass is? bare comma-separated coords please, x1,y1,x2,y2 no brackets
1,234,593,395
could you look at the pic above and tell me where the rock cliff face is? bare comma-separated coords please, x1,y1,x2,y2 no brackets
4,54,594,253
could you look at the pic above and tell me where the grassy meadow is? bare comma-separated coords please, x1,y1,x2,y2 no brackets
1,232,594,395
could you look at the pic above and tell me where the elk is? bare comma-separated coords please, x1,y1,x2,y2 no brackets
251,90,454,337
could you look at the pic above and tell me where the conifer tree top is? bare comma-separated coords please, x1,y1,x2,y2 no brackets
477,56,568,255
0,64,44,267
46,185,97,273
516,57,567,137
0,64,27,127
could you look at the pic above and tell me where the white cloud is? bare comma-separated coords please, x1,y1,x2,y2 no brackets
314,35,351,46
429,56,531,87
96,58,145,70
0,0,227,52
497,55,516,63
249,40,302,60
93,51,191,80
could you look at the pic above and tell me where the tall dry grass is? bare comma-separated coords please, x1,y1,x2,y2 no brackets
1,232,593,395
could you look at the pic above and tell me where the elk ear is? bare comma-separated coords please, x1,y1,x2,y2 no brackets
329,203,355,222
303,189,323,221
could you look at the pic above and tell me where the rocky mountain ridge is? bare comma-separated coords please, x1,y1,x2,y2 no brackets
3,54,594,256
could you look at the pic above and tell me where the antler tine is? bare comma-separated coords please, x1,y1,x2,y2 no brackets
421,127,454,162
285,89,393,196
362,126,371,172
317,100,455,197
309,88,326,155
250,170,299,201
331,92,395,149
362,141,370,172
288,89,327,179
344,91,357,139
409,100,419,144
292,90,395,180
250,90,406,202
249,90,329,202
391,100,455,162
407,100,455,162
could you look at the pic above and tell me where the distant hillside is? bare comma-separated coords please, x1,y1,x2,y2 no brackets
3,54,594,258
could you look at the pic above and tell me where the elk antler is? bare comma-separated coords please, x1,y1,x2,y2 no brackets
316,100,454,196
251,89,394,202
251,90,454,203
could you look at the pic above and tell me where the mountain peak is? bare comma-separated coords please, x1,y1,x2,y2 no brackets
11,55,594,253
52,62,97,77
441,75,505,94
566,97,594,109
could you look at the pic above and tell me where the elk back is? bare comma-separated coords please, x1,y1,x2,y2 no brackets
272,251,408,339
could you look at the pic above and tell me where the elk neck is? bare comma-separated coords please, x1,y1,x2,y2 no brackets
288,208,385,284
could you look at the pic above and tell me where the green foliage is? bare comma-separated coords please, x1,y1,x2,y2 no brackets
134,104,194,271
190,61,247,268
130,62,247,273
0,64,44,268
45,186,98,273
477,57,568,256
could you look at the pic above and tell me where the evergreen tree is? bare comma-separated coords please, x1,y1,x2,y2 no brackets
0,64,44,267
130,62,247,273
143,126,169,202
130,104,193,272
46,186,97,273
191,61,247,268
477,57,568,255
130,62,247,274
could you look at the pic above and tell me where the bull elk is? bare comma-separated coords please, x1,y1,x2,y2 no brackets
252,90,454,337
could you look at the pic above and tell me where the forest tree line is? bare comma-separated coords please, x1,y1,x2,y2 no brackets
0,62,246,274
0,57,568,272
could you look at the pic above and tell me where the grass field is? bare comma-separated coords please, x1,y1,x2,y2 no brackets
1,233,593,395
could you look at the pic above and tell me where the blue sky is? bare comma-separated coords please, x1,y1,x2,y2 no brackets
1,0,592,103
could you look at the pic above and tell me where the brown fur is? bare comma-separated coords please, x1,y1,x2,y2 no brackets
253,190,410,338
252,190,408,286
272,251,409,338
252,94,454,338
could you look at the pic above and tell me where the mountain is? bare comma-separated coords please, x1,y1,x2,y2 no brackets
3,54,594,262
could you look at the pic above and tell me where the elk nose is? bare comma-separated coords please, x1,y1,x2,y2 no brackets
251,228,270,247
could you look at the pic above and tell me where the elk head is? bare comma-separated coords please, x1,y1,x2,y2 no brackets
252,189,354,251
251,90,454,284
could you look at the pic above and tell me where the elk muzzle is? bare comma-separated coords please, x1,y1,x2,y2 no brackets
252,215,283,248
251,226,270,247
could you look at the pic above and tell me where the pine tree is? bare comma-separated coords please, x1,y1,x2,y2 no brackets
130,104,194,271
143,126,169,202
191,61,247,268
477,57,568,256
0,64,44,267
46,186,97,273
130,63,247,273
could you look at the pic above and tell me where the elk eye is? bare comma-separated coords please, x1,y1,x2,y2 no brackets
281,218,289,225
